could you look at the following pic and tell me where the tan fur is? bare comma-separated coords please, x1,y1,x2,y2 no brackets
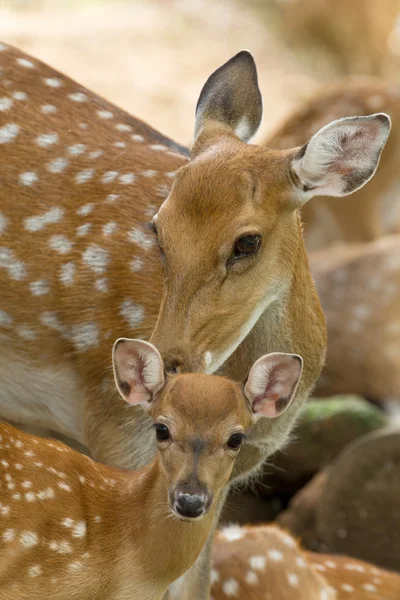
310,235,400,401
0,372,260,600
266,77,400,249
211,524,400,599
0,43,330,599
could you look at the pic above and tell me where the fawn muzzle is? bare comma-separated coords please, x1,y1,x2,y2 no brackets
170,483,212,520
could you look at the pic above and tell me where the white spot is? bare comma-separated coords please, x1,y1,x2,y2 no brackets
58,482,72,492
220,525,245,542
222,579,238,597
19,172,38,186
12,493,21,500
105,194,119,203
0,213,8,235
70,322,99,352
320,590,332,600
150,144,167,152
76,169,95,184
69,92,88,102
25,207,65,233
119,300,145,328
325,560,336,569
341,584,354,592
7,482,15,490
102,222,118,236
79,476,86,484
363,584,377,592
156,184,170,198
0,504,10,516
20,531,38,548
17,58,35,69
13,91,27,101
89,150,103,159
77,203,94,216
282,534,296,547
249,555,266,571
80,123,88,129
21,481,32,489
345,564,365,573
116,124,131,132
69,561,83,571
0,123,19,144
25,492,36,502
127,228,154,250
0,309,12,326
132,134,144,142
268,549,283,562
130,257,144,272
114,141,126,148
36,133,59,148
39,311,64,331
94,515,101,523
3,529,14,542
142,169,158,177
68,143,86,156
0,44,8,52
62,518,73,529
97,110,113,119
76,223,92,237
102,171,119,183
72,520,86,538
47,157,69,173
41,104,57,114
166,171,176,178
15,462,23,468
296,556,307,568
60,262,75,286
82,245,109,274
288,573,299,587
37,487,55,500
49,235,73,254
29,565,42,577
0,247,26,280
119,173,136,185
95,278,108,293
24,450,35,457
245,570,258,585
0,97,13,111
43,77,63,88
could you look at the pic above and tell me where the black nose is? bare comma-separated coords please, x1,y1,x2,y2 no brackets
175,492,207,518
164,357,183,375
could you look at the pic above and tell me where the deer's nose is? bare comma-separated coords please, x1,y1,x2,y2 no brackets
174,492,208,519
164,357,183,375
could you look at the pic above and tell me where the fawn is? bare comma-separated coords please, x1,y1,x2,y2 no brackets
211,524,400,600
0,339,302,600
0,43,390,598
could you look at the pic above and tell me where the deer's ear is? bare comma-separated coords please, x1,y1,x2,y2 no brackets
244,353,303,419
291,113,391,203
112,339,165,410
193,50,263,149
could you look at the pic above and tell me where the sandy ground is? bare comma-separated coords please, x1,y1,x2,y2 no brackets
0,0,324,147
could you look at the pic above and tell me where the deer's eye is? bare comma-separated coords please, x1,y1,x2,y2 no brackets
232,235,261,260
227,433,244,450
155,423,170,442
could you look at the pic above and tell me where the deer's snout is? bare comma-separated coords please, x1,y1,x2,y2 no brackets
170,484,212,520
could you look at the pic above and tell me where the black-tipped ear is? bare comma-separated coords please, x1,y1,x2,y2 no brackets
194,50,263,145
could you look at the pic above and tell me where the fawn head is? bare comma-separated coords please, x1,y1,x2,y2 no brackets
113,338,303,520
149,51,391,374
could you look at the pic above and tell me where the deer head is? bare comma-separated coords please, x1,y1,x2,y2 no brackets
149,51,390,374
112,338,303,520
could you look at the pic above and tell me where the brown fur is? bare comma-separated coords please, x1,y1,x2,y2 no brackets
211,524,400,599
266,77,400,250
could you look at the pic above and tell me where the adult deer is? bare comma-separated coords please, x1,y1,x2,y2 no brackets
0,43,390,598
0,340,303,600
211,524,400,600
266,77,400,250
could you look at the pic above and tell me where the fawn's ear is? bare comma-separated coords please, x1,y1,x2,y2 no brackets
193,50,262,149
244,353,303,419
291,113,391,203
112,339,165,409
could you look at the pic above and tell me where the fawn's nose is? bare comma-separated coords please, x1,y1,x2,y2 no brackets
164,356,183,375
174,492,208,519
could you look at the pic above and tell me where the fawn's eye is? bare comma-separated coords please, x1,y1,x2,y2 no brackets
155,423,170,442
227,433,244,450
232,234,261,260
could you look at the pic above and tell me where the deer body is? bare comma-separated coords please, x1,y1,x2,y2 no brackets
0,340,303,600
0,43,390,598
211,524,400,600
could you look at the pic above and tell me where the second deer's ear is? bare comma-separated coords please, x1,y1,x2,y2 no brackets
244,352,303,419
291,113,391,202
112,339,165,410
193,50,263,150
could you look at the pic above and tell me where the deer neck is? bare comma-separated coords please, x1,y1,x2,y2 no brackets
114,458,217,596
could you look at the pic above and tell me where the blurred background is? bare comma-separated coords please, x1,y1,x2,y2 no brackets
2,0,400,146
3,1,400,592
